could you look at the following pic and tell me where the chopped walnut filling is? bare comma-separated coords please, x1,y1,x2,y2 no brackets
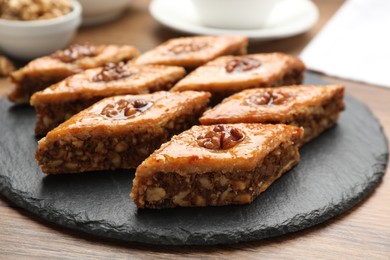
135,141,300,208
246,91,292,106
225,57,261,73
52,43,98,63
92,63,134,82
167,40,209,55
197,125,245,150
101,99,153,119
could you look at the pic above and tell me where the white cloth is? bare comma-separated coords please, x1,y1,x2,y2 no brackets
300,0,390,88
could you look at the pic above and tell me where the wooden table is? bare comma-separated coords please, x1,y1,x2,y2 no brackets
1,0,389,258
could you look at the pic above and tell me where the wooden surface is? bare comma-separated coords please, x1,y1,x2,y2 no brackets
0,0,389,259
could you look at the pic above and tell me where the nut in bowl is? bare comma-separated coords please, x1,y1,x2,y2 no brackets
0,0,82,60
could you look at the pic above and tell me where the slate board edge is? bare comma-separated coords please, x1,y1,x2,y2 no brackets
0,94,388,246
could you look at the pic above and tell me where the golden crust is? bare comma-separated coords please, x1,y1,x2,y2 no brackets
35,91,211,174
200,85,345,124
131,123,303,208
134,123,303,177
44,91,211,139
8,44,139,104
171,53,305,93
30,64,185,104
134,35,248,69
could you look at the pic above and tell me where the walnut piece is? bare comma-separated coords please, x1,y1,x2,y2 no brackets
101,99,153,119
52,43,98,63
0,55,15,77
167,40,208,55
197,125,245,150
246,91,292,106
0,0,73,21
92,63,133,82
225,57,261,73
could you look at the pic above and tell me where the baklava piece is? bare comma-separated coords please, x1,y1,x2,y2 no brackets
134,35,248,70
31,63,186,135
200,85,345,143
35,91,211,174
8,43,139,104
131,123,303,209
171,53,305,102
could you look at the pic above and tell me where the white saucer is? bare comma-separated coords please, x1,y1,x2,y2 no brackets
149,0,319,41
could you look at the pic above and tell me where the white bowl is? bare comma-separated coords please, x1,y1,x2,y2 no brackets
78,0,131,26
0,0,82,60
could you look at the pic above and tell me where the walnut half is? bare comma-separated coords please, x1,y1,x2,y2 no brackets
197,125,245,150
92,62,134,82
225,57,261,73
167,40,209,55
246,90,292,106
101,99,153,119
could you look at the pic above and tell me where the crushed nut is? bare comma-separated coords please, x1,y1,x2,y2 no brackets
173,191,190,206
111,153,121,167
0,55,15,77
43,116,53,127
47,160,63,167
115,141,128,153
72,140,84,148
197,125,245,150
246,90,292,106
233,180,247,191
195,195,206,207
225,57,261,73
146,187,166,202
101,99,153,119
199,177,212,189
167,40,208,55
235,193,252,204
0,0,73,21
92,62,134,82
52,43,98,63
219,188,232,203
65,162,78,170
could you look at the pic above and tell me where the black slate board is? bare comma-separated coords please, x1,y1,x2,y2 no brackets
0,74,388,245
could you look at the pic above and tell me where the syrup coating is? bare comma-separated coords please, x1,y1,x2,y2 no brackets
9,44,139,104
135,123,303,177
45,91,211,138
30,65,185,103
200,85,344,124
134,35,248,69
172,53,305,93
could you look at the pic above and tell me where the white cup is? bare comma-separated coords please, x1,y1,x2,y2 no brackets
191,0,283,29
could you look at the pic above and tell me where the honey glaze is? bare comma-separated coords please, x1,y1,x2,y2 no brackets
100,98,153,120
246,90,293,106
92,63,134,82
225,57,261,73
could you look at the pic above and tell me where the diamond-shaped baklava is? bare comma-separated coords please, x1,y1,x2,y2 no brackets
35,91,211,174
134,35,248,70
9,43,139,104
171,53,306,102
31,63,186,135
131,123,303,208
200,85,345,143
